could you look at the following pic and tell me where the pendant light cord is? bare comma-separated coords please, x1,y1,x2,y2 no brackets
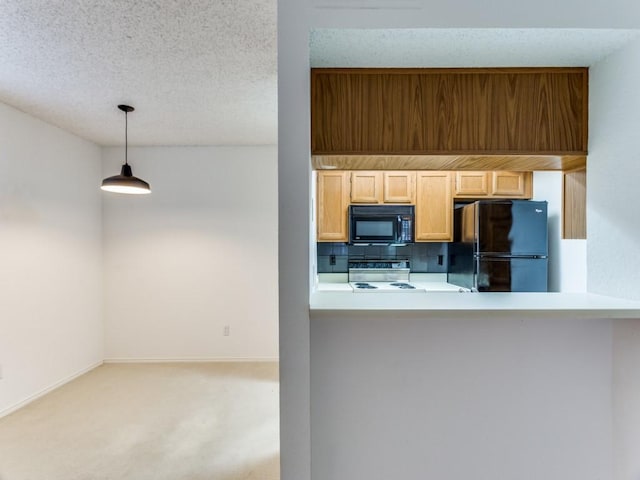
124,110,128,166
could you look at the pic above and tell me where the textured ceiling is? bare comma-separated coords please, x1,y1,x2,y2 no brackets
2,5,639,148
310,28,640,68
0,0,277,146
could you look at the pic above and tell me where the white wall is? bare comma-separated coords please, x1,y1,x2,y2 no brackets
278,3,313,478
311,313,612,480
533,171,587,292
278,3,640,480
590,37,640,480
589,37,640,301
102,146,278,361
0,102,103,416
613,320,640,480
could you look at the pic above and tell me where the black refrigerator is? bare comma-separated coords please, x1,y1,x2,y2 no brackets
447,200,548,292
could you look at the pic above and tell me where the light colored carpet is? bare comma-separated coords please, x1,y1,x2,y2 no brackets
0,362,280,480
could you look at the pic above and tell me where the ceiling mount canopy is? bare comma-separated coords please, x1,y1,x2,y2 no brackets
101,104,151,195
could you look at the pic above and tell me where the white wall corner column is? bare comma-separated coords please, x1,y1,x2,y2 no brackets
278,0,312,478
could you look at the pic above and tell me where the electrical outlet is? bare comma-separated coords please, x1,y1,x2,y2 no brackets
330,254,336,265
223,325,230,336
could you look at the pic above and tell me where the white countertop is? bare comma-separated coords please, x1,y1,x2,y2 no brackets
312,274,640,317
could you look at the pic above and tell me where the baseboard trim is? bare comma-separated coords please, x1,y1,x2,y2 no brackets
103,357,279,363
0,360,103,419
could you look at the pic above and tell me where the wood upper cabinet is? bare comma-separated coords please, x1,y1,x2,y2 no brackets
415,172,453,242
454,171,532,199
317,169,529,242
454,172,490,196
317,171,350,242
492,171,532,197
350,171,383,203
311,68,588,155
350,171,416,203
383,171,416,203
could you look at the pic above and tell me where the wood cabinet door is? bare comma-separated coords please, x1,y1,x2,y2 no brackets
563,168,586,239
454,172,490,197
350,171,383,203
491,171,532,198
383,171,416,203
415,172,453,242
317,171,350,241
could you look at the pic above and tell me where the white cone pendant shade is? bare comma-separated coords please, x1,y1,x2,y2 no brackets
101,105,151,195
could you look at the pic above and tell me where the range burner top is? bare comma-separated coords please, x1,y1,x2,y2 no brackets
354,282,378,289
349,281,425,293
390,282,416,289
347,259,420,291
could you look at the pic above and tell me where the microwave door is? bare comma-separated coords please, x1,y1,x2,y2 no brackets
348,205,415,244
352,216,397,243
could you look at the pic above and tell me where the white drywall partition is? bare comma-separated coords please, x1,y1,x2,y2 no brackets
590,36,640,480
0,102,103,416
589,36,640,301
278,2,640,480
101,146,279,361
311,313,612,480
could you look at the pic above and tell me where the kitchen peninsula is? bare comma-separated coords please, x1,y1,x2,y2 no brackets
308,67,640,315
311,288,640,315
279,24,640,480
311,238,640,314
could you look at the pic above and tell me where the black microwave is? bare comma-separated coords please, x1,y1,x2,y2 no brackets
349,205,415,245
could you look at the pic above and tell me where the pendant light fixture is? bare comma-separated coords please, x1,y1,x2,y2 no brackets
101,104,151,194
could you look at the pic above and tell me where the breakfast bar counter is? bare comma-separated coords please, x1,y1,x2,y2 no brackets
312,273,640,317
310,289,640,318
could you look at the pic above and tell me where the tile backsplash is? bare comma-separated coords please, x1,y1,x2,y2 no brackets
317,242,448,274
